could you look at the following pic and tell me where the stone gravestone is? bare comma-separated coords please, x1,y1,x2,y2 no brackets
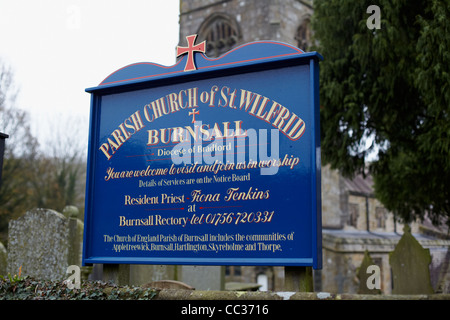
7,208,84,281
357,250,381,294
62,206,84,267
389,225,434,294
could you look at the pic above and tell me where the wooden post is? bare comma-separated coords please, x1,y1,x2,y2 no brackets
284,266,313,292
102,264,130,286
0,133,9,188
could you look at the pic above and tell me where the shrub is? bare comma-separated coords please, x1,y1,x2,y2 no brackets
0,275,157,300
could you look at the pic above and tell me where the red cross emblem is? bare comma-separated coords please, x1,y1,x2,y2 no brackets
176,34,206,72
189,108,200,123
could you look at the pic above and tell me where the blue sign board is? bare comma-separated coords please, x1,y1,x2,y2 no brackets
83,36,323,268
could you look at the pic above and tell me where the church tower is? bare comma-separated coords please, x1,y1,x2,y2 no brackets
178,0,313,57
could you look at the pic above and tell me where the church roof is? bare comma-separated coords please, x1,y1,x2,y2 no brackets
342,173,375,197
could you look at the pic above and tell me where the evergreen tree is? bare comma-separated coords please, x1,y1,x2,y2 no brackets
312,0,450,226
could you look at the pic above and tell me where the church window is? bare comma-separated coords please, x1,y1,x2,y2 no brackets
375,207,387,229
295,18,312,51
348,203,359,228
197,13,241,58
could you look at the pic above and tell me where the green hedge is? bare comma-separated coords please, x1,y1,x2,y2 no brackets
0,275,157,300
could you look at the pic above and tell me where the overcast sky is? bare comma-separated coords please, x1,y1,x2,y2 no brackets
0,0,179,153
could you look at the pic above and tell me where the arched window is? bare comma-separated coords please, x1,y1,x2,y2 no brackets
295,18,312,51
197,13,241,58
